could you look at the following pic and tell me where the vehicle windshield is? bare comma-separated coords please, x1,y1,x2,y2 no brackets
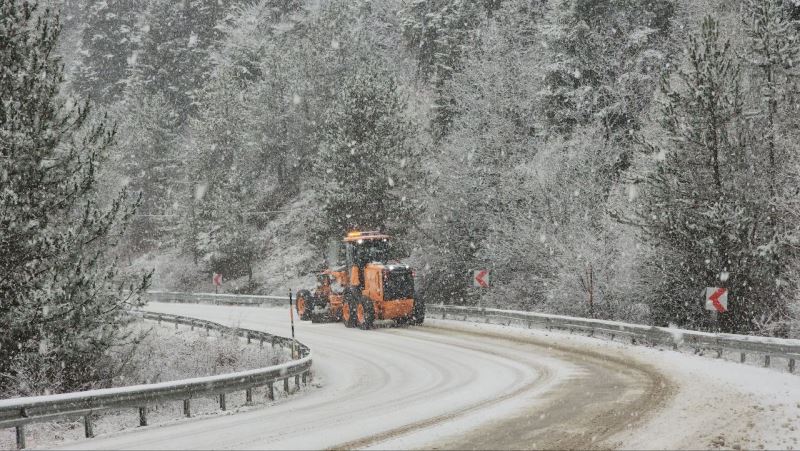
351,239,408,265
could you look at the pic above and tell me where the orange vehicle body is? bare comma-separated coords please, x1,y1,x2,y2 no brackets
296,231,424,329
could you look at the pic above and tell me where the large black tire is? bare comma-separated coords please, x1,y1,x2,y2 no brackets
357,296,375,330
296,290,312,321
343,292,358,328
310,296,326,323
411,293,425,325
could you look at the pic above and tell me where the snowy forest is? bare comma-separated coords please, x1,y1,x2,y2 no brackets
3,0,800,396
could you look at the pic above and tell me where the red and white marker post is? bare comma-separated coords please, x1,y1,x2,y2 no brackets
705,287,728,313
212,273,223,294
473,269,491,288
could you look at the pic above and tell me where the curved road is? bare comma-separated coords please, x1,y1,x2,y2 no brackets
55,302,672,450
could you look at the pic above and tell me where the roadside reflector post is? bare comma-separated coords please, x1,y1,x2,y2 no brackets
15,425,25,449
246,388,253,405
764,355,771,368
138,407,147,426
219,393,226,411
247,332,251,344
789,358,796,373
740,353,746,363
84,414,94,438
268,382,275,400
183,399,191,417
289,289,297,359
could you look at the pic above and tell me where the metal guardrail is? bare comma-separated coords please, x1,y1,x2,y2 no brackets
148,291,287,306
0,311,312,449
427,304,799,373
147,291,799,373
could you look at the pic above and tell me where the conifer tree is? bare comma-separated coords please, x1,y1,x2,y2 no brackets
315,64,420,242
72,0,144,104
0,0,150,395
633,17,789,333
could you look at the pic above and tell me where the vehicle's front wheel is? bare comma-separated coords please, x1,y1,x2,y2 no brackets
357,296,375,330
296,290,312,321
310,296,326,323
343,293,357,328
411,293,425,325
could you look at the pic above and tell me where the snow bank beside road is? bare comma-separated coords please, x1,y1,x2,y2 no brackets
429,319,800,450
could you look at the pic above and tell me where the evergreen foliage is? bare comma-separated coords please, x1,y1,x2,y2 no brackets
315,65,421,241
632,16,797,333
0,0,150,395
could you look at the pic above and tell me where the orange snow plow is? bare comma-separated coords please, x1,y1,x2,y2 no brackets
296,231,424,329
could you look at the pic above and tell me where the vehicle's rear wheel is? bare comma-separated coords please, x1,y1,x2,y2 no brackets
296,290,312,321
357,297,375,330
310,296,326,323
343,294,357,328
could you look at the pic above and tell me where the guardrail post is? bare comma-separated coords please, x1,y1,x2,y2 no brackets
219,393,226,411
206,325,210,336
268,382,275,400
247,332,251,344
272,336,277,349
246,388,253,405
84,414,94,438
190,320,195,331
302,372,307,385
183,399,191,417
764,355,771,368
175,320,179,329
283,378,289,393
16,425,25,449
740,352,746,363
157,315,162,324
295,374,300,389
138,407,148,426
259,337,264,348
789,358,796,373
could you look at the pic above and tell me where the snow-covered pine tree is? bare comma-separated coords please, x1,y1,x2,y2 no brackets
132,0,234,122
0,0,150,395
181,69,263,280
633,17,786,333
539,0,675,140
398,0,499,139
418,0,542,306
72,0,145,104
114,90,182,254
741,0,800,335
315,64,420,243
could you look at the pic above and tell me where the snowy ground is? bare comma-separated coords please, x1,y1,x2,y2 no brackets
38,303,800,450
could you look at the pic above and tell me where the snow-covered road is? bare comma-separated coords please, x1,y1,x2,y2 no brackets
55,303,800,450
